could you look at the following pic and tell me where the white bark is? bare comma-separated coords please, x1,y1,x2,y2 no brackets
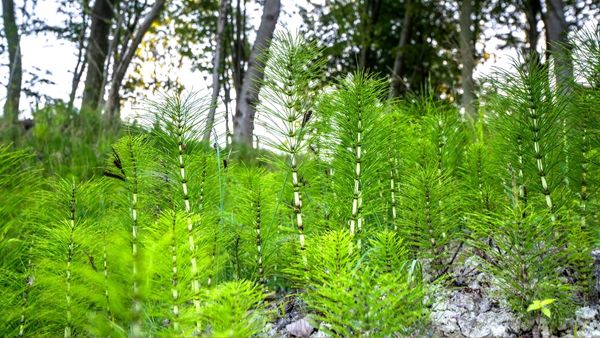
232,0,281,146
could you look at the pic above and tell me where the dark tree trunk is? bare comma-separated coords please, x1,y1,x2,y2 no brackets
542,0,573,90
204,0,231,142
103,0,165,124
231,0,247,103
389,0,413,98
81,0,117,112
524,0,542,59
232,0,280,147
459,0,476,119
359,0,382,70
2,0,22,129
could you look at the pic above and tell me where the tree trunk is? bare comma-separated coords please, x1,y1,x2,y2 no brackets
103,0,165,124
389,0,412,98
232,0,280,147
459,0,476,119
81,0,117,112
204,0,230,142
2,0,22,129
68,8,90,111
524,0,542,59
231,0,247,108
358,0,381,70
542,0,573,90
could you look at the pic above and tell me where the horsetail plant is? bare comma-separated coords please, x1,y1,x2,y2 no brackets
2,31,600,338
319,72,389,243
150,93,210,332
0,146,40,336
258,32,324,260
29,178,108,336
229,166,279,286
571,28,600,234
105,134,157,337
489,58,567,222
397,165,463,277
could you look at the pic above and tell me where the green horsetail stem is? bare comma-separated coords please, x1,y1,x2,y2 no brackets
525,87,555,219
175,118,201,333
424,185,436,256
350,115,363,243
389,158,399,230
127,139,142,338
377,168,388,225
393,165,401,216
436,116,444,176
18,240,33,337
289,125,306,261
64,183,76,338
562,118,571,188
254,191,264,285
474,147,490,211
580,123,590,228
102,243,112,321
202,154,216,288
170,212,180,331
516,135,528,208
389,169,397,228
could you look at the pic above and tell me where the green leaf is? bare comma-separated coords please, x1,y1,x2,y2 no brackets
527,301,542,311
542,307,551,318
541,298,556,306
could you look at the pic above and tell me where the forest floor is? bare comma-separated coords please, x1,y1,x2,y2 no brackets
263,256,600,338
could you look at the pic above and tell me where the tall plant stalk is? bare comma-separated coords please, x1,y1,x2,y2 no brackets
64,183,76,338
152,93,209,332
175,117,202,331
258,33,324,262
127,138,143,337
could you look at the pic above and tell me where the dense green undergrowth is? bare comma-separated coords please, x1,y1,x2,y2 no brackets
1,32,600,337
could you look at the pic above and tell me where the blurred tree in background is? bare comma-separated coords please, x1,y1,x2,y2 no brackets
0,0,598,157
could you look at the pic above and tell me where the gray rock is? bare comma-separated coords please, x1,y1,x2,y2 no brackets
286,318,315,337
576,306,598,321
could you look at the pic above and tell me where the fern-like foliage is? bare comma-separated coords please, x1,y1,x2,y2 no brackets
318,72,390,244
2,31,600,337
294,230,425,337
228,166,281,285
198,280,268,337
468,205,575,329
0,146,40,336
487,58,568,218
397,165,462,277
257,32,325,258
29,179,108,337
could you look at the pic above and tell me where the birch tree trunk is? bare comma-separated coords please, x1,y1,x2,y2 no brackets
2,0,22,129
81,0,117,112
103,0,166,124
542,0,573,90
232,0,280,147
389,0,412,99
204,0,230,142
459,0,476,119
